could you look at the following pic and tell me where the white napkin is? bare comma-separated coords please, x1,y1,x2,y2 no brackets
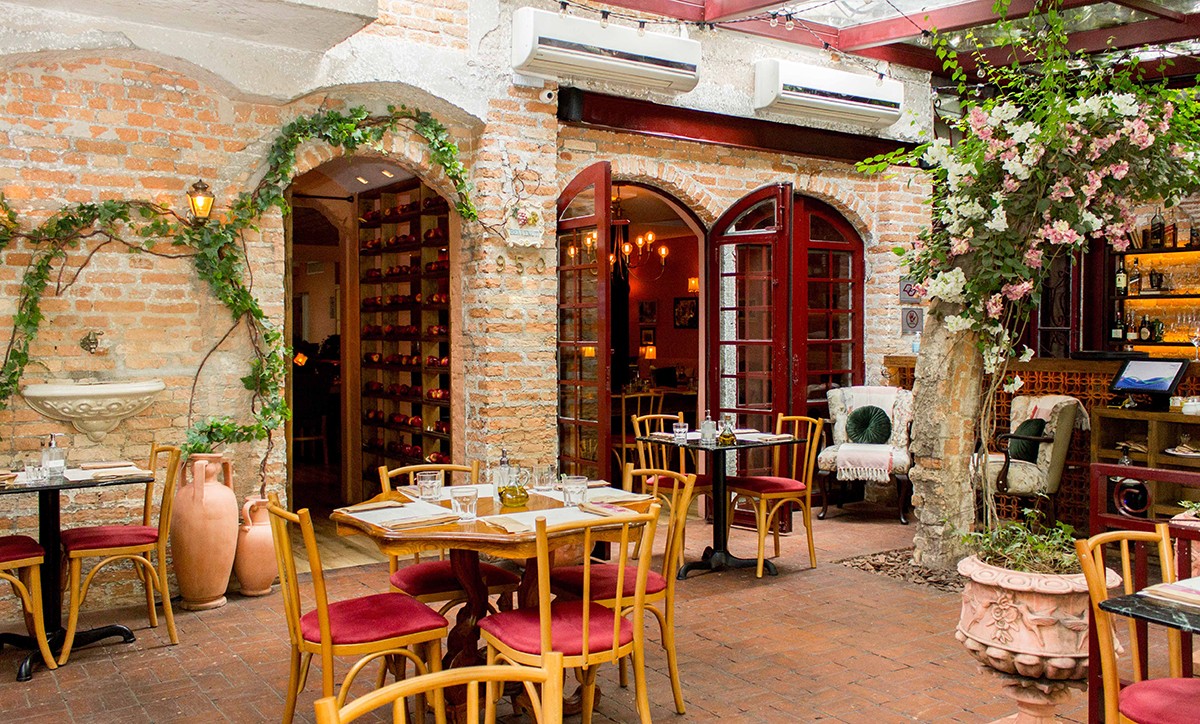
479,507,604,533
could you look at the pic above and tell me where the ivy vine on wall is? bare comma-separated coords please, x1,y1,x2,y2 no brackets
0,105,477,485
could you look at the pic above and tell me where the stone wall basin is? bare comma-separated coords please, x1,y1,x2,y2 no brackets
21,379,166,442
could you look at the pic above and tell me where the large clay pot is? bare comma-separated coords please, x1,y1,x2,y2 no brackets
233,496,277,596
171,453,239,611
956,555,1120,680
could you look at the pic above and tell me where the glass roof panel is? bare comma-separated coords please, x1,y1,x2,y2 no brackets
911,2,1154,49
777,0,967,29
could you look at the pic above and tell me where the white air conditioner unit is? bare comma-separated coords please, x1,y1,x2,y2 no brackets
512,7,700,92
753,59,903,127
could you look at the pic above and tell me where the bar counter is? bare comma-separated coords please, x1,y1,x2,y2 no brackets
882,354,1200,528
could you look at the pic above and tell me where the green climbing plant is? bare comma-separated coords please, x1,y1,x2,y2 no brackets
0,105,477,486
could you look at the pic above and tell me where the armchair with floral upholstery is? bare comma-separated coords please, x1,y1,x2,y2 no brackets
816,386,915,524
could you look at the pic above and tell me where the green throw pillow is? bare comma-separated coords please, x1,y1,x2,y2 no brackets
1009,418,1047,463
846,405,892,445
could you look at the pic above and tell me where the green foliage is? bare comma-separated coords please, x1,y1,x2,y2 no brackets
0,105,476,478
962,508,1080,575
1179,500,1200,514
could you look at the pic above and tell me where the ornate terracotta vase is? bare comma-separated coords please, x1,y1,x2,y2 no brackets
233,496,277,596
171,453,239,610
956,555,1119,680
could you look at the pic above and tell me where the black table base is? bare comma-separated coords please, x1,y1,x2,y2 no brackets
677,545,777,578
2,624,135,681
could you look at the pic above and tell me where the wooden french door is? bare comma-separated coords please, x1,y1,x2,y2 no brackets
707,184,793,475
556,163,612,481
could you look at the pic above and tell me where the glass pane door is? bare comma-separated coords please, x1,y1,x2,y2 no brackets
557,163,611,480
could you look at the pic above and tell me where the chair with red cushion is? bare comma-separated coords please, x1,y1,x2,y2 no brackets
59,444,181,665
1076,523,1200,724
267,494,449,724
727,414,824,578
632,412,710,552
480,503,661,724
0,535,57,672
378,461,519,614
550,465,694,714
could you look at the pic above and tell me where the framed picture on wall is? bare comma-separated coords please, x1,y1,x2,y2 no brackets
640,327,656,345
674,297,698,329
638,301,657,324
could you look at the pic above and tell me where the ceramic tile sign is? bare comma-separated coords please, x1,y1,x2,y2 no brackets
901,307,924,336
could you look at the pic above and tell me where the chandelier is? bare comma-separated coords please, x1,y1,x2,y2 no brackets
563,189,669,279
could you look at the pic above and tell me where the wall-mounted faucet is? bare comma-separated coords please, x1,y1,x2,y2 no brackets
79,330,103,354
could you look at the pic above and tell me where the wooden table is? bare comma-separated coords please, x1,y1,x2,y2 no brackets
0,468,153,680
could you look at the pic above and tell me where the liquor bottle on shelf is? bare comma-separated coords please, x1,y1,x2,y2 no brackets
1139,315,1152,341
1149,263,1163,291
1165,208,1177,247
1125,311,1139,343
1128,258,1142,296
1110,301,1124,341
1150,208,1165,247
1114,257,1127,295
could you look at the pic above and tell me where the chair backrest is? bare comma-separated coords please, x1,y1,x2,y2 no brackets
1075,522,1181,724
267,493,331,653
631,413,685,472
626,466,694,595
313,652,565,724
147,444,182,544
1009,395,1082,495
535,504,659,659
378,461,480,493
772,415,823,490
826,386,913,448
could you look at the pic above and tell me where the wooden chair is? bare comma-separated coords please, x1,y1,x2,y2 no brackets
313,652,564,724
479,504,661,724
631,412,710,552
728,415,824,577
267,494,449,724
612,391,664,472
1076,523,1200,724
550,466,695,714
378,462,519,614
58,443,182,665
0,536,57,672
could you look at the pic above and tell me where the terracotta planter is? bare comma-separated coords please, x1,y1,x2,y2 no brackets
171,453,239,611
233,496,277,596
1170,510,1200,579
956,555,1119,680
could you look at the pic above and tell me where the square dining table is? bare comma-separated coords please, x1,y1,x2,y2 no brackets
0,467,153,680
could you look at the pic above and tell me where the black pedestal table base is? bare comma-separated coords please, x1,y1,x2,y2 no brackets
2,624,135,681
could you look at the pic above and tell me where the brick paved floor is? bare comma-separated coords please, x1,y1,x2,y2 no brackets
0,506,1089,723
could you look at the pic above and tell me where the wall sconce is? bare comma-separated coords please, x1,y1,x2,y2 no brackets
581,345,597,358
687,277,699,294
640,345,657,361
187,179,215,225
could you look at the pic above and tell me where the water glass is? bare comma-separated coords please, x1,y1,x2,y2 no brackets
532,464,556,492
672,422,688,445
562,475,588,507
450,486,478,520
23,459,47,485
415,471,442,502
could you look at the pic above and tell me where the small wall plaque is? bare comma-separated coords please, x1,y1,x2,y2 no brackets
899,278,922,303
901,308,924,335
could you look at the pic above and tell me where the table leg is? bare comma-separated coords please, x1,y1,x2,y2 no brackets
677,448,777,578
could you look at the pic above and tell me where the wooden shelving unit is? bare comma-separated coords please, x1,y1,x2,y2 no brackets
1091,407,1200,517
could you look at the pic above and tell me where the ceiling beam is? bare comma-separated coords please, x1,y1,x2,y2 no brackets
586,0,706,22
704,0,787,22
839,0,1103,52
1109,0,1186,22
731,18,947,75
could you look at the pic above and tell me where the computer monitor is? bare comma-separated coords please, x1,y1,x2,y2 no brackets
1109,358,1190,409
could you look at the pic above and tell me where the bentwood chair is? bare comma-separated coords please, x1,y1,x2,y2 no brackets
631,412,710,550
378,462,519,614
479,504,661,724
267,494,449,724
728,415,824,577
1076,523,1200,723
313,652,564,724
612,391,664,472
59,443,182,665
550,466,695,714
0,535,57,672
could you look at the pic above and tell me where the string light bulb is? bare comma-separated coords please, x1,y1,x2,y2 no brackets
638,20,646,36
785,13,795,30
877,72,885,86
769,12,778,28
600,10,609,28
559,1,567,17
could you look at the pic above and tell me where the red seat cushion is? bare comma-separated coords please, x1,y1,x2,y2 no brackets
549,564,666,599
389,560,519,597
1119,677,1200,724
0,535,43,565
727,475,806,495
300,592,447,645
479,600,633,656
61,525,158,552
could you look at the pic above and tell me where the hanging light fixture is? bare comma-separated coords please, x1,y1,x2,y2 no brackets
610,188,667,280
186,179,215,225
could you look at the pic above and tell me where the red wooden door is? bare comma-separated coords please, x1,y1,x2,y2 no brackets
557,163,612,481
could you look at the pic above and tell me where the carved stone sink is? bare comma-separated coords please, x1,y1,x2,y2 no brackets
21,379,166,442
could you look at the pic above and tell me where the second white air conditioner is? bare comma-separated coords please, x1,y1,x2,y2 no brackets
753,59,903,127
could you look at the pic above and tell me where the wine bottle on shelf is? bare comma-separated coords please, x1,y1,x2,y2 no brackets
1128,259,1142,296
1126,311,1139,342
1150,208,1165,247
1149,262,1162,291
1110,301,1125,341
1114,257,1128,295
1139,315,1152,341
1165,208,1177,248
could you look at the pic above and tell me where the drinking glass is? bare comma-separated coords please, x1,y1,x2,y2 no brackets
23,459,47,485
415,471,442,502
450,486,478,520
672,422,689,445
561,475,588,506
1191,326,1200,361
532,464,556,493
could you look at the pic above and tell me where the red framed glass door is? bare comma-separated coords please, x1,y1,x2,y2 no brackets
557,162,612,481
707,184,792,475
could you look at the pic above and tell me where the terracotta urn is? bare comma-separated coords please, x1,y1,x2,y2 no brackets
171,453,239,610
233,496,277,596
956,555,1120,680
